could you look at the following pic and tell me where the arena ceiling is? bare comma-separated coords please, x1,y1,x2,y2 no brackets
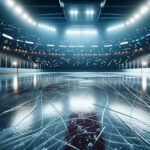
16,0,144,25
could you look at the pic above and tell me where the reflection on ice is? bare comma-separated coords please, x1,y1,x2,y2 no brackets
43,101,63,117
0,72,150,150
33,75,37,88
142,75,147,92
13,75,18,93
69,91,95,113
12,109,33,131
111,103,150,130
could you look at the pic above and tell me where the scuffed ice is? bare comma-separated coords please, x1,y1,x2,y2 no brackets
0,72,149,150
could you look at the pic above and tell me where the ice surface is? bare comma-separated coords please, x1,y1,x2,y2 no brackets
0,72,149,150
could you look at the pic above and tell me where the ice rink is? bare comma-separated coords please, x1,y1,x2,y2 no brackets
0,72,150,150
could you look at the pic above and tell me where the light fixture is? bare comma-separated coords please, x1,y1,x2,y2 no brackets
66,29,98,35
22,13,29,20
129,18,135,24
13,61,18,67
70,9,78,16
139,5,148,14
34,64,37,68
142,61,147,66
107,1,150,32
6,0,15,8
2,33,13,40
133,13,140,20
85,9,95,16
14,5,23,15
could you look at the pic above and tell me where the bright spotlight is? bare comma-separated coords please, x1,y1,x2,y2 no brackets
139,5,148,14
129,18,135,24
22,13,29,20
34,64,37,68
6,0,15,8
126,21,130,26
70,9,78,16
82,29,97,35
133,13,140,20
28,18,33,24
85,9,95,16
66,29,82,35
2,33,13,40
142,61,147,66
14,5,23,15
66,29,98,35
13,61,18,67
32,21,37,26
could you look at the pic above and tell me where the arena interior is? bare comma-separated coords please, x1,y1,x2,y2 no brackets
0,0,150,150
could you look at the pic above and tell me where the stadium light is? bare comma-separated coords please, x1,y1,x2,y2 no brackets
129,18,135,24
107,1,150,32
34,64,37,68
13,61,18,67
139,5,148,14
85,9,95,16
5,0,56,33
148,1,150,6
120,41,128,45
2,33,13,40
14,5,23,15
70,9,79,16
133,13,140,20
38,23,56,32
66,28,98,36
22,13,29,20
66,29,82,35
82,29,97,35
142,61,147,67
6,0,15,8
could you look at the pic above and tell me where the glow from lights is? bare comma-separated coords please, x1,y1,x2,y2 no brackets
69,92,95,113
13,75,18,92
107,1,150,32
34,64,37,68
120,41,129,45
38,23,56,32
59,45,67,48
142,61,147,66
66,29,98,36
5,0,56,33
22,13,29,20
6,0,15,7
129,18,135,24
33,75,37,87
25,41,34,44
76,45,85,48
139,5,148,14
104,44,112,48
13,61,18,66
66,29,81,35
82,29,97,35
133,13,140,20
142,75,147,92
126,21,130,26
70,9,79,16
47,44,55,47
14,5,23,15
44,102,63,117
2,33,13,40
85,9,95,16
91,45,98,48
110,103,150,130
107,23,125,32
12,109,33,131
